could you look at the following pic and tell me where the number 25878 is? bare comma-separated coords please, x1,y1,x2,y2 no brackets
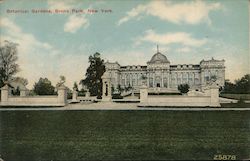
214,154,236,160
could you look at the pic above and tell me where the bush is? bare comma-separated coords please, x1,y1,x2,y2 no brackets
12,86,20,96
33,78,56,95
67,92,72,99
178,84,190,94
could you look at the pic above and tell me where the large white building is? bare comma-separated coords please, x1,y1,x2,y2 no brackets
104,49,225,93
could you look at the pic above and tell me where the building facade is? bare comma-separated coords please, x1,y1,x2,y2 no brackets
104,50,225,93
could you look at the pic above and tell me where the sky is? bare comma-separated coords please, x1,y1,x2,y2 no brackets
0,0,249,89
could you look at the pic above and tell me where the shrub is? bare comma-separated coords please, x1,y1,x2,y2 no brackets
178,84,190,94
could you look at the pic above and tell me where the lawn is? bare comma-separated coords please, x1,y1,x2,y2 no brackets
220,94,250,100
0,110,250,160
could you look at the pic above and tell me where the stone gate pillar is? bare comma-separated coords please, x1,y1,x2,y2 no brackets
101,72,112,102
1,84,9,103
140,84,148,103
72,87,78,102
58,85,67,106
210,82,220,107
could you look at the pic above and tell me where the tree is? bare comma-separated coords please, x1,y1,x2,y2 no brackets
12,86,20,96
222,80,236,94
0,40,19,87
222,75,250,94
178,84,190,94
80,52,105,97
33,78,55,95
235,74,250,94
10,77,28,86
73,82,78,91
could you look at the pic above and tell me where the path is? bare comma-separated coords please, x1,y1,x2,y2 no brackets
0,102,250,111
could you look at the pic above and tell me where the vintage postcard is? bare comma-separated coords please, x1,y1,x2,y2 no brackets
0,0,249,160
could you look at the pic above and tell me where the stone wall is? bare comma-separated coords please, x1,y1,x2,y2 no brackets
139,83,220,107
0,84,67,107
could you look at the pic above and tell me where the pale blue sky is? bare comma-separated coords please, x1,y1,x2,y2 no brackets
0,0,249,88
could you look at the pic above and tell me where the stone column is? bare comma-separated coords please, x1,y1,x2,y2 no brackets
140,85,148,103
201,70,205,84
210,82,220,107
153,72,155,88
201,70,206,91
1,84,9,103
72,88,78,102
193,72,195,85
136,73,138,86
131,74,133,86
147,73,149,87
124,74,127,86
181,73,183,84
167,72,170,89
161,71,164,87
58,85,67,106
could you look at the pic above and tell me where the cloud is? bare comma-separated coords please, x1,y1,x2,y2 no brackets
136,30,207,47
0,17,88,89
47,0,75,10
103,50,149,66
64,15,89,33
48,1,90,33
0,17,59,86
176,47,191,53
117,0,221,25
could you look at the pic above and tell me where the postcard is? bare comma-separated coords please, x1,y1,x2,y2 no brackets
0,0,249,160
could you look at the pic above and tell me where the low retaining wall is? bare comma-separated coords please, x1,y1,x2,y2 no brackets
3,96,64,106
0,84,67,107
139,84,220,107
141,95,213,107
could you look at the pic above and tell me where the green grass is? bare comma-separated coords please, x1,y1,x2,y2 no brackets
220,94,250,100
0,110,250,160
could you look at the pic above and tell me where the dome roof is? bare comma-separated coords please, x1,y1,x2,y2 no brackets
148,52,170,64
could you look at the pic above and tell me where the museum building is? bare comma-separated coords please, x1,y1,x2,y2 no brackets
104,48,225,92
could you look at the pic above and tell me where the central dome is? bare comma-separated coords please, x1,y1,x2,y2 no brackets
148,52,170,64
